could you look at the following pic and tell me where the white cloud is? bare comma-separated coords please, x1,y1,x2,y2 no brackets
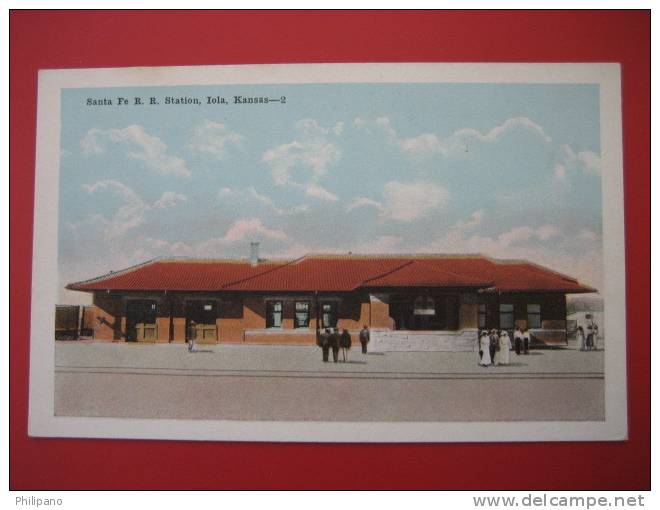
497,225,560,247
354,116,397,140
98,238,196,270
381,180,449,222
427,210,486,247
82,179,135,198
185,120,244,159
263,139,340,185
80,130,105,154
263,141,302,186
223,218,288,243
399,133,448,156
554,164,566,179
83,180,149,241
244,187,281,211
577,229,599,242
129,219,290,260
357,116,602,188
80,125,191,177
578,151,602,176
295,118,344,138
218,187,311,215
264,236,403,259
357,116,553,158
415,213,602,289
497,226,535,246
418,218,564,255
142,237,194,257
536,225,561,241
153,191,187,209
453,210,484,231
291,204,311,214
65,214,107,238
346,196,384,213
262,119,342,200
302,183,338,202
120,222,291,262
356,235,402,254
264,242,315,259
453,117,552,144
559,145,602,177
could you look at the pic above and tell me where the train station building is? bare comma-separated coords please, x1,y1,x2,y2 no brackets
66,252,595,351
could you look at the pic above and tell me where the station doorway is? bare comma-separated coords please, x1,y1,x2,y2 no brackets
126,300,157,342
185,300,218,344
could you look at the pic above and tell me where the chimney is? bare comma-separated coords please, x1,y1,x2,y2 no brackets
250,242,260,266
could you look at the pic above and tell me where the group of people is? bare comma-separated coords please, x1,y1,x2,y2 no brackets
477,327,531,366
317,325,370,362
575,324,599,351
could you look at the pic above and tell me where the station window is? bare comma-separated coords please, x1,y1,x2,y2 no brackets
527,304,542,329
478,304,488,329
413,295,436,316
266,301,283,328
321,302,338,329
294,301,310,328
499,303,514,329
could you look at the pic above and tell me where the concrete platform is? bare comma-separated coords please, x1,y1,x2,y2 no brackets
55,342,604,377
54,343,605,422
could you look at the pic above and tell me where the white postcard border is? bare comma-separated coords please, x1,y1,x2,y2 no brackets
28,63,627,442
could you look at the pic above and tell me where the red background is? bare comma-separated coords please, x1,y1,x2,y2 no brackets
10,10,650,489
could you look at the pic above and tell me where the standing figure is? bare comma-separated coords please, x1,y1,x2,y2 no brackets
476,331,483,362
319,328,331,362
513,327,523,355
523,328,530,354
359,325,370,354
479,331,492,366
497,330,512,365
340,328,352,362
188,320,196,352
489,329,499,365
576,326,586,351
330,328,340,363
591,324,599,350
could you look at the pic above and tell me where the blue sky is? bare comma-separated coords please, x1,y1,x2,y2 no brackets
59,83,603,303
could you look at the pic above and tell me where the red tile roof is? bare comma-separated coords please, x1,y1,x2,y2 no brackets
67,254,596,293
363,260,491,288
67,259,289,292
224,257,411,291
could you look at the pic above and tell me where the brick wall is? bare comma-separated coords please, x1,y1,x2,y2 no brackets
369,293,393,329
92,293,124,341
80,290,567,345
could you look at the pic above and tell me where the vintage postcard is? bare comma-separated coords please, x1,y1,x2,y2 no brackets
29,63,626,442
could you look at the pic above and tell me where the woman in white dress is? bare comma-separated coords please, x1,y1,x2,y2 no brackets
479,331,491,366
576,326,586,351
497,330,512,365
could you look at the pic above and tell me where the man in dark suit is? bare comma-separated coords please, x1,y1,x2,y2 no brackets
359,325,370,354
330,328,340,363
318,328,331,362
340,328,352,362
489,329,499,365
